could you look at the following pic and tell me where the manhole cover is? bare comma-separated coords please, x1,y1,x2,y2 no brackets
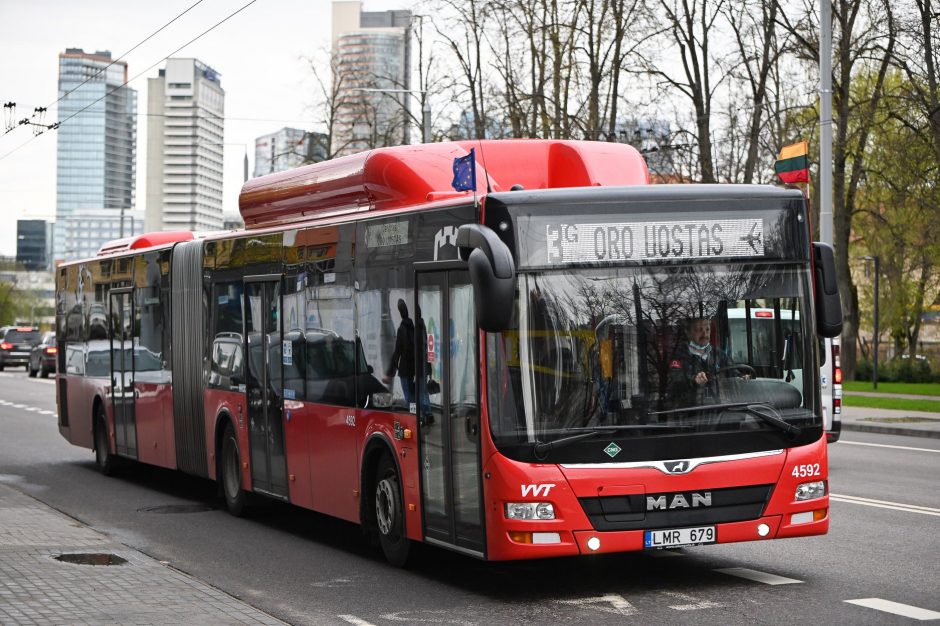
55,553,127,566
137,504,214,514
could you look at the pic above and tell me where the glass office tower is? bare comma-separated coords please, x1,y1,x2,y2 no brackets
55,48,136,262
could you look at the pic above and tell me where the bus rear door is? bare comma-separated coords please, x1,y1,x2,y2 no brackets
109,288,137,459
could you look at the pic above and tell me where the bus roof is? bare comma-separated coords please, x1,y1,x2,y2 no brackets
95,231,195,257
238,140,649,229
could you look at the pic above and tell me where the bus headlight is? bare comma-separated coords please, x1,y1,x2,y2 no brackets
505,502,555,520
795,480,826,501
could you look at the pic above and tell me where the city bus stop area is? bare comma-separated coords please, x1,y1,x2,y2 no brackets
0,483,285,625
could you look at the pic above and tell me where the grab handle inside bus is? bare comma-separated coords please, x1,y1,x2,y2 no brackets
456,224,516,332
812,242,843,338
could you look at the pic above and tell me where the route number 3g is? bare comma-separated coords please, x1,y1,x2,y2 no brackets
791,463,821,478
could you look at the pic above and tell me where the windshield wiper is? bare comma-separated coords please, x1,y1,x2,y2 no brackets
533,424,674,458
650,402,802,437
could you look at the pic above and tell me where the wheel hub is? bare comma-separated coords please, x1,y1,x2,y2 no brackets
375,478,397,535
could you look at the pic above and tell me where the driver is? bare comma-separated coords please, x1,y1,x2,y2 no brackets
669,316,749,405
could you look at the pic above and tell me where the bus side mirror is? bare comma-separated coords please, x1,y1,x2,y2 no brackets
456,224,515,332
812,242,843,338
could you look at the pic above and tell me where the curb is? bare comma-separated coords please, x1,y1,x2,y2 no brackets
841,423,940,440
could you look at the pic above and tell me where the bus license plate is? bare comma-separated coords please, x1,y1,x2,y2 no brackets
644,526,715,549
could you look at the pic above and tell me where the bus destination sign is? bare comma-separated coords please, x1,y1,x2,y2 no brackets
543,218,764,264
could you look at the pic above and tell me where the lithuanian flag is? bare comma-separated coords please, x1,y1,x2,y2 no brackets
775,141,810,184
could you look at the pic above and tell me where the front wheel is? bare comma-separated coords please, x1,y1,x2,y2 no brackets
221,422,247,516
374,454,411,567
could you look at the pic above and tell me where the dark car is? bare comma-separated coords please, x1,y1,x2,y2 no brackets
0,327,42,371
28,332,57,378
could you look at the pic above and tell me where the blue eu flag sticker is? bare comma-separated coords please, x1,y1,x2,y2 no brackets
451,148,477,192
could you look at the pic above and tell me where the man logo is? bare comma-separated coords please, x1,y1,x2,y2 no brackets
646,491,713,511
433,226,458,260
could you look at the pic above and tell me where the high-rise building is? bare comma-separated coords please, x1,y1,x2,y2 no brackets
145,58,224,233
331,1,412,156
16,220,53,271
253,127,327,177
63,208,144,260
55,49,136,262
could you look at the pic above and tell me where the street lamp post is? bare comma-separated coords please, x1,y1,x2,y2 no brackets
862,255,880,389
352,88,431,145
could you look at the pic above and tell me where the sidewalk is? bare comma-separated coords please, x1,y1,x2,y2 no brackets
0,483,286,625
840,405,940,439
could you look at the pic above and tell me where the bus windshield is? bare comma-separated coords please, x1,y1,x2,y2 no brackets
486,263,820,460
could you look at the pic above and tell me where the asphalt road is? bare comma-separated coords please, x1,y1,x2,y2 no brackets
0,370,937,625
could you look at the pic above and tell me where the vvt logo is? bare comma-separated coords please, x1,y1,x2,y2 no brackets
433,226,458,260
521,483,555,497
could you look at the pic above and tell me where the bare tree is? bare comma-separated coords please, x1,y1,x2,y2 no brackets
648,0,729,183
777,0,897,378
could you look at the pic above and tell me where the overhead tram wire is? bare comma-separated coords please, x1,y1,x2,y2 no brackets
0,0,259,163
2,0,207,138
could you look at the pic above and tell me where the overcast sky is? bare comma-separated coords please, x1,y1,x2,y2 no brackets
0,0,405,257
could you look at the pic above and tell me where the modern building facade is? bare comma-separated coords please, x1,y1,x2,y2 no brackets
55,49,136,262
145,58,225,233
253,127,327,177
16,220,53,271
331,1,411,156
63,208,144,260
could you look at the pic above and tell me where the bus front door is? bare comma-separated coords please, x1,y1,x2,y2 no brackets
109,289,137,459
243,278,289,499
417,270,484,556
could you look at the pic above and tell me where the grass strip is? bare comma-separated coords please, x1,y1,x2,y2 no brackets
843,381,940,397
842,395,940,413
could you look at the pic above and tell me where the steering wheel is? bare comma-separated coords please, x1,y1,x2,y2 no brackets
717,364,756,378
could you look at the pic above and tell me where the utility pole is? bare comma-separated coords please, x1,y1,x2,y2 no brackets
819,0,833,245
863,256,880,389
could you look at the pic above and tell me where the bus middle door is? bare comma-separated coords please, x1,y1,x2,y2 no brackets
417,268,484,556
243,277,289,499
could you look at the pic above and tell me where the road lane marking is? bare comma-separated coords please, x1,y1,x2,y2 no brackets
556,594,638,616
715,567,802,585
338,616,378,626
661,591,722,611
831,494,940,517
845,598,940,621
841,440,940,454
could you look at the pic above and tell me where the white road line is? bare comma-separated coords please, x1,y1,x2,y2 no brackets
845,598,940,621
831,494,940,517
715,567,802,585
338,616,378,626
841,440,940,454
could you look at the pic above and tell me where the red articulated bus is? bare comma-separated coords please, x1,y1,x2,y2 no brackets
55,140,843,565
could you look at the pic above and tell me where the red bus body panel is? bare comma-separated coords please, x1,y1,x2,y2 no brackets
134,380,175,469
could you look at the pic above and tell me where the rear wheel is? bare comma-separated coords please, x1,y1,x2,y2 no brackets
374,454,411,567
40,366,49,378
94,406,116,476
28,364,37,378
221,422,247,516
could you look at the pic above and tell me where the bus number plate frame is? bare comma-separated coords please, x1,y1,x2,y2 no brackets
644,526,716,549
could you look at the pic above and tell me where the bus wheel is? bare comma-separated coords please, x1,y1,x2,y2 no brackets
221,423,247,516
94,406,115,476
374,454,411,567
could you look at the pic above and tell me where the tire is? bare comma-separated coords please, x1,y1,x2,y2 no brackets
221,422,247,516
374,454,411,567
0,364,5,371
40,366,49,379
94,406,116,476
28,364,37,378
